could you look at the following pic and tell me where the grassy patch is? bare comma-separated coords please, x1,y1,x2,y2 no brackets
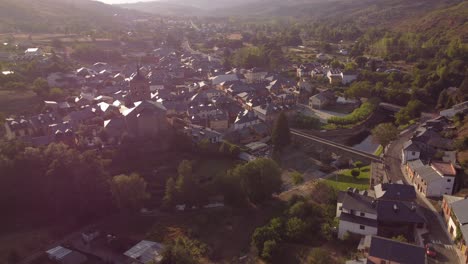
323,165,370,191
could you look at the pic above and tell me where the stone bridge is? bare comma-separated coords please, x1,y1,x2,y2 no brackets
291,129,383,164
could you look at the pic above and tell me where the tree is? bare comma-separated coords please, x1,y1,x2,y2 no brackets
176,160,198,206
161,236,206,264
286,217,308,241
163,177,176,208
110,173,150,212
307,248,334,264
290,171,304,185
227,158,282,204
261,240,278,261
32,77,49,97
272,112,291,151
355,56,368,68
251,218,283,255
371,123,398,149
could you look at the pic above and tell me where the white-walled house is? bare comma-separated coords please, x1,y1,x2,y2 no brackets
337,190,378,239
413,162,456,197
442,196,468,264
24,47,42,58
401,140,422,164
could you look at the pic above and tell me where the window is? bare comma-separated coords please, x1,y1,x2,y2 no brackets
412,151,415,155
447,179,452,182
339,206,342,211
360,212,365,217
359,225,365,230
380,261,386,264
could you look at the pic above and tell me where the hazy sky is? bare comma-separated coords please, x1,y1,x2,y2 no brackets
98,0,157,4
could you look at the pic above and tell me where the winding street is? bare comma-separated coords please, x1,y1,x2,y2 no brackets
384,125,461,264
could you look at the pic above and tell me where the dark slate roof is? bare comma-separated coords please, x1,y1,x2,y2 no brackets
339,191,377,215
375,183,416,201
451,199,468,225
368,236,426,264
340,213,378,227
376,201,425,224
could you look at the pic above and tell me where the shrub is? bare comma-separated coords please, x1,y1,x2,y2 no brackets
351,168,360,178
328,101,378,126
290,171,304,185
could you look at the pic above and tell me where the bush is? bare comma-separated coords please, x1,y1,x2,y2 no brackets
286,217,308,241
261,240,278,260
351,168,360,178
290,171,304,185
307,248,335,264
328,101,378,126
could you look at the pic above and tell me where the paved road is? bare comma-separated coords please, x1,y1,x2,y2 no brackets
384,125,461,264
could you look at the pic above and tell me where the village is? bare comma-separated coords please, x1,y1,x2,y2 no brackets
0,9,467,264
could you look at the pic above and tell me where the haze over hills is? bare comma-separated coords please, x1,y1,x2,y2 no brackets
0,0,143,33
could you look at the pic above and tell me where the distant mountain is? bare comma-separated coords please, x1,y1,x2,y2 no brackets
0,0,141,33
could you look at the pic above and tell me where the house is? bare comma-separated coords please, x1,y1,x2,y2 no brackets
234,110,261,130
440,101,468,117
124,240,164,264
442,196,468,263
337,184,426,241
374,182,416,201
401,140,424,164
4,117,34,140
47,72,80,88
309,90,335,109
342,71,358,85
46,246,87,264
327,69,343,84
412,161,456,197
120,100,168,138
297,78,313,93
252,103,282,123
209,110,229,131
24,47,42,59
184,124,223,144
244,68,267,83
337,189,378,239
210,73,239,86
356,236,427,264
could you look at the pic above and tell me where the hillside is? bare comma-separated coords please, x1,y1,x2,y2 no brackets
0,0,141,33
119,0,463,27
395,1,468,39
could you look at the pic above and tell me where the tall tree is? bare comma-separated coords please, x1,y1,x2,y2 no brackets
175,160,198,206
163,177,176,208
227,158,282,204
110,173,150,212
272,111,291,151
371,123,398,149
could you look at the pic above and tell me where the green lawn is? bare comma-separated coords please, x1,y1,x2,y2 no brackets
323,166,371,191
374,145,383,156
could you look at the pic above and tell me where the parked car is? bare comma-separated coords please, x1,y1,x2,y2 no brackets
425,243,437,258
